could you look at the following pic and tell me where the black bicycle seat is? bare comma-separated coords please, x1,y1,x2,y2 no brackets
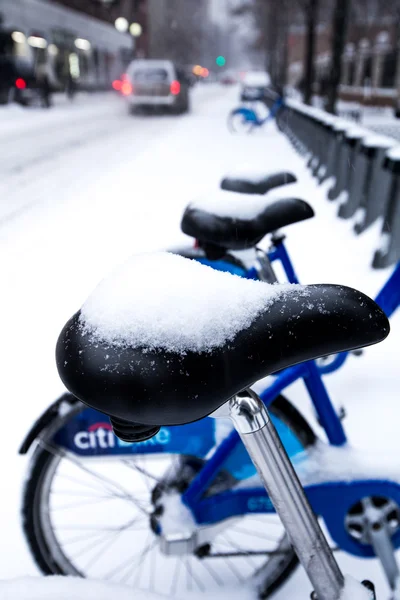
181,192,314,250
221,170,297,195
56,253,389,437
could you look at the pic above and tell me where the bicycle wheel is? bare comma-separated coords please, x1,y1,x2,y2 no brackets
22,395,315,597
228,111,255,134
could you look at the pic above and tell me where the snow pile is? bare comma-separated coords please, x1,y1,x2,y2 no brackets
80,252,304,354
297,441,400,486
345,126,369,140
158,492,197,535
0,576,160,600
0,577,258,600
363,134,396,149
223,164,279,184
239,439,400,489
340,575,374,600
189,190,285,220
242,71,271,87
386,145,400,161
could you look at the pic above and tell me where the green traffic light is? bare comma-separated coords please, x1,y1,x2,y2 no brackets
216,56,226,67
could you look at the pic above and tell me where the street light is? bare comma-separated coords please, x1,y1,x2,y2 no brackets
27,36,47,49
129,22,142,37
75,38,91,51
115,17,129,32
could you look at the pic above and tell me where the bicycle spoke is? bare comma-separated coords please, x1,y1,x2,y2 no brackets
170,557,183,596
184,557,191,591
50,496,123,511
149,530,156,593
42,441,150,514
220,554,245,583
219,533,259,569
56,519,147,532
82,517,139,572
196,555,224,586
104,534,155,581
62,516,143,548
231,524,281,542
51,489,119,498
132,538,158,587
121,460,161,490
55,472,124,496
181,557,205,592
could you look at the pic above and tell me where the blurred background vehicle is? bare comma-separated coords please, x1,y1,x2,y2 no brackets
125,59,190,114
0,47,41,105
0,0,132,104
240,70,271,102
219,71,237,85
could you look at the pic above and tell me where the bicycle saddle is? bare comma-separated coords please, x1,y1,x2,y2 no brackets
221,170,297,195
181,191,314,250
56,253,389,440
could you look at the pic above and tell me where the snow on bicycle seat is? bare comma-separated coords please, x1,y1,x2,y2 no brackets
181,190,314,250
57,252,389,436
221,167,297,195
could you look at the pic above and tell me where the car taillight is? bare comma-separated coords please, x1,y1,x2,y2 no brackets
112,80,122,91
15,78,26,90
121,81,133,96
170,80,180,95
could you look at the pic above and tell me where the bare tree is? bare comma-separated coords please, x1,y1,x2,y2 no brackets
231,0,292,89
302,0,319,104
325,0,350,113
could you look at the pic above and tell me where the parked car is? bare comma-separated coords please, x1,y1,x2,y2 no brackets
0,55,44,105
0,28,43,106
125,59,190,114
240,71,271,102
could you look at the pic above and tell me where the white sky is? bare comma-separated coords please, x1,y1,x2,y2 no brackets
209,0,229,25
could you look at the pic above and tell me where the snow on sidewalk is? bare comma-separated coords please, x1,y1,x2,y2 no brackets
0,577,257,600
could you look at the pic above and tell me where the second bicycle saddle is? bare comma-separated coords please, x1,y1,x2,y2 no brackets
220,169,297,195
181,191,314,250
56,253,389,438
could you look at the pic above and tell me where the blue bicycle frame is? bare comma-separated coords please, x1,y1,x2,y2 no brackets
230,96,284,129
41,236,400,564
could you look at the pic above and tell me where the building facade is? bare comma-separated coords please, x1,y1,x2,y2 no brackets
0,0,137,90
287,7,400,106
44,0,149,57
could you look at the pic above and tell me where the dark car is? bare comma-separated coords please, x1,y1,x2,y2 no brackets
0,56,41,105
0,30,41,105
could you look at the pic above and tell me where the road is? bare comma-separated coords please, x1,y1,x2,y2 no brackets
0,87,230,227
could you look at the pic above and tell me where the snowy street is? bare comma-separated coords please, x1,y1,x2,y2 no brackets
1,84,400,599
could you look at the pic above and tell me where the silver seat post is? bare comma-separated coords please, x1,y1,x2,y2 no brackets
255,248,278,283
229,389,345,600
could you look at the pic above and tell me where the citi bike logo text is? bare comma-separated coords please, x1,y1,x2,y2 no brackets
73,422,171,450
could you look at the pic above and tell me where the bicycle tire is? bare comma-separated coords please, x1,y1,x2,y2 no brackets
21,395,315,596
227,110,255,134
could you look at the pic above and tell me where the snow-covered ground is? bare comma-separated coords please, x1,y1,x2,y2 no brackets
351,104,400,141
1,84,400,599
